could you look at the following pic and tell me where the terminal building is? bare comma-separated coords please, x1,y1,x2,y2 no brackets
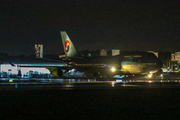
100,49,120,56
0,57,66,78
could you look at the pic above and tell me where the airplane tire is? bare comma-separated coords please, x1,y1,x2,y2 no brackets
57,69,63,76
93,72,100,78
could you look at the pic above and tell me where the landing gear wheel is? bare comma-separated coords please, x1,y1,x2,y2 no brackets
93,72,100,78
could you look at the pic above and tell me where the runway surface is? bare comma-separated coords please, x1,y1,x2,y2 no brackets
1,78,180,119
0,78,180,90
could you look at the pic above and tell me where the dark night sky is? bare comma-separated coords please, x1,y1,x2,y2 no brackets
0,0,180,55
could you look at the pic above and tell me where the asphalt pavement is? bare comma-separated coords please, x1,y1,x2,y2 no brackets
1,78,180,119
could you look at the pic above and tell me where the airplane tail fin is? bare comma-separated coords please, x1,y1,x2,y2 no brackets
61,31,81,58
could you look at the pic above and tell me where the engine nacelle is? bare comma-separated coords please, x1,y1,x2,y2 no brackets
51,69,63,77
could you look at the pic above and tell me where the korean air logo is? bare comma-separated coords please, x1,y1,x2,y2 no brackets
65,40,70,52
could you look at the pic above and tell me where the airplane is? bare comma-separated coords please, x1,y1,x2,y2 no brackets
59,31,163,78
17,31,162,79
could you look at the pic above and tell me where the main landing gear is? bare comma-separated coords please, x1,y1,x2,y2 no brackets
93,72,114,80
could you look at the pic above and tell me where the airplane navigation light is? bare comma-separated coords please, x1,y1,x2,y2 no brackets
111,67,116,72
148,74,152,78
123,66,126,68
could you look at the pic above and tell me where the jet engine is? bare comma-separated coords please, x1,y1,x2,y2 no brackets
50,69,63,77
